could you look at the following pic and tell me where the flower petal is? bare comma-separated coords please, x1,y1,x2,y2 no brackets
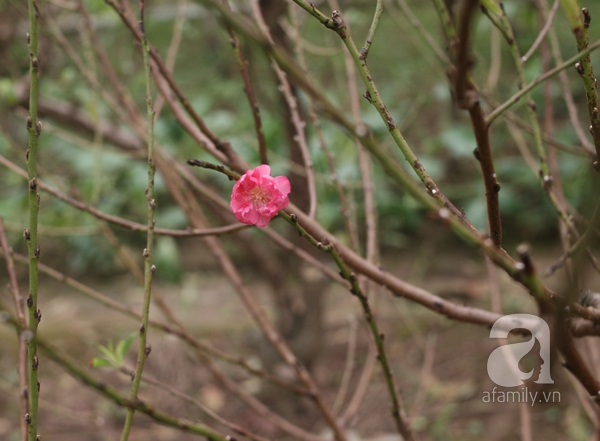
254,164,271,177
274,176,291,196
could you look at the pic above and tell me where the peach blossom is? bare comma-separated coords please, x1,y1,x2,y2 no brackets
230,165,291,227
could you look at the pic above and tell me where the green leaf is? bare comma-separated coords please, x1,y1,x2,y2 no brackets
97,344,119,366
116,332,137,362
91,358,113,368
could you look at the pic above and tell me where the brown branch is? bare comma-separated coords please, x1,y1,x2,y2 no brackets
202,356,324,441
521,0,559,63
339,338,377,425
76,0,141,124
108,0,246,172
153,0,188,120
223,0,269,165
452,0,502,246
546,24,595,154
331,0,378,277
0,217,29,441
0,154,245,237
289,3,358,249
250,0,318,219
167,159,346,441
516,245,600,404
15,95,346,288
0,218,26,327
0,247,309,397
118,365,272,441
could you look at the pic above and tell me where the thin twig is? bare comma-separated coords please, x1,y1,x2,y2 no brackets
486,37,600,125
0,219,27,327
77,9,104,205
395,0,449,65
340,339,376,425
261,226,347,285
201,356,324,441
483,4,577,239
0,154,246,237
330,0,379,273
190,159,552,330
119,2,157,438
486,27,502,92
319,6,475,231
451,0,503,246
0,307,229,441
539,0,574,285
359,0,383,60
332,315,358,415
517,244,600,402
76,0,140,121
181,165,347,441
110,0,247,171
482,96,593,157
191,0,480,241
559,2,600,160
289,3,358,249
0,217,29,441
250,0,318,219
546,196,600,278
409,334,436,418
154,0,187,119
25,0,42,437
45,13,134,131
281,213,414,441
545,1,594,153
0,247,309,397
521,0,559,63
118,365,272,441
223,0,268,165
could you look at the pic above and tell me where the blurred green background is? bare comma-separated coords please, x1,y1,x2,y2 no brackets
0,0,598,280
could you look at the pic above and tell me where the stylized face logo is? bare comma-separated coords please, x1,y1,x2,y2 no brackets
487,314,554,387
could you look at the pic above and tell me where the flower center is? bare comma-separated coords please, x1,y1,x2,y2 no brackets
249,186,272,210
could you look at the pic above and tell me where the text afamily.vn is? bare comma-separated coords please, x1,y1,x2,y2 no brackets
482,387,561,406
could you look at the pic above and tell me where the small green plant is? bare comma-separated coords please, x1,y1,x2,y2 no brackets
91,332,137,369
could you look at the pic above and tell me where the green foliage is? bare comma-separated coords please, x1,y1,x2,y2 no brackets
91,332,137,368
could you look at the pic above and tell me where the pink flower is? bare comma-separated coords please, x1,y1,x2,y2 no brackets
230,165,291,227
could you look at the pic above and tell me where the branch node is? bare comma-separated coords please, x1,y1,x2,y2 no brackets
583,8,591,30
